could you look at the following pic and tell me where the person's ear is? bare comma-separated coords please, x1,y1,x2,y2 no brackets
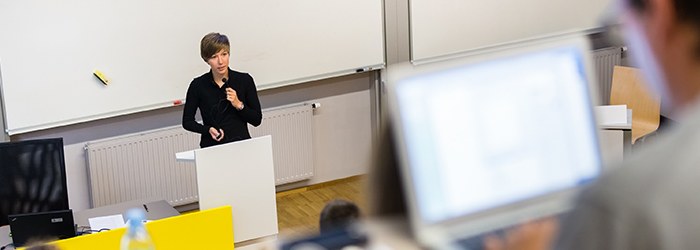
645,0,676,46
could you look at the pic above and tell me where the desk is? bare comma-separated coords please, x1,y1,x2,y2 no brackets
51,206,234,250
598,108,633,167
0,199,178,249
1,206,231,250
0,226,10,249
74,199,179,228
599,128,631,166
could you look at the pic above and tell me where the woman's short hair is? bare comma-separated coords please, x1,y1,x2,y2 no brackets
200,32,230,61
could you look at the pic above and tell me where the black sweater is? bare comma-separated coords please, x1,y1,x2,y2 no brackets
182,69,262,148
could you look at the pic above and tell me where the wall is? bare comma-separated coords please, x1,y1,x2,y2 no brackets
11,72,377,211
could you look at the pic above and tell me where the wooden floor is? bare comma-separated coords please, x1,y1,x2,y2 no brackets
275,175,366,238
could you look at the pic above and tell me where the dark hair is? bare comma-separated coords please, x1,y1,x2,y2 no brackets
26,244,60,250
319,199,360,233
200,32,230,61
628,0,646,10
628,0,700,27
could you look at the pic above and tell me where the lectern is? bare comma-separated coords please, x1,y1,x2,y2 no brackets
176,135,278,244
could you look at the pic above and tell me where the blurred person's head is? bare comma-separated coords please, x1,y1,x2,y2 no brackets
319,199,361,233
619,0,700,113
26,245,60,250
24,239,60,250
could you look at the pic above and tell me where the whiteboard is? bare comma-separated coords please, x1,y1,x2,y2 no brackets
409,0,611,62
0,0,384,135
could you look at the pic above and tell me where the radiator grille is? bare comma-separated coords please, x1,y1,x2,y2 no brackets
250,104,314,184
85,104,314,207
592,46,624,105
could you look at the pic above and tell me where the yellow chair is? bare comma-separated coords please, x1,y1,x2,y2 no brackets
610,66,661,144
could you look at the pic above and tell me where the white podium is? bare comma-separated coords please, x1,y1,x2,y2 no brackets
176,135,278,244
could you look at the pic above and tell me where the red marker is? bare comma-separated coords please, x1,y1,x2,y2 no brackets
173,100,183,105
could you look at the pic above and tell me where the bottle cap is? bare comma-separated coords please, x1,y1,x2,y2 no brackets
126,208,146,227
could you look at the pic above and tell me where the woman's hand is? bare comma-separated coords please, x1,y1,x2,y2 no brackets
483,218,558,250
209,127,224,141
226,88,243,110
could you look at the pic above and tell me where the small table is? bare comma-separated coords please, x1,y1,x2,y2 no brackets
598,108,633,167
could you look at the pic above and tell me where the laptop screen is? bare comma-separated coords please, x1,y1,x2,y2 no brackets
390,35,601,230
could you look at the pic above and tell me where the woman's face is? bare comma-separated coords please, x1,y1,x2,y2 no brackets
207,49,229,76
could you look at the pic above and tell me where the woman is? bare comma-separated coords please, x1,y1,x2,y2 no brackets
182,32,262,148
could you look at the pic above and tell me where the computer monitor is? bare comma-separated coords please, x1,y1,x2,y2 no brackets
0,138,69,227
387,34,601,248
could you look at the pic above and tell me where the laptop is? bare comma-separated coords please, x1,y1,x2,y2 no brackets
8,210,76,247
387,34,602,249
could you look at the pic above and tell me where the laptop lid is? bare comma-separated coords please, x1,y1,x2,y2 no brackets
387,34,601,248
8,209,76,247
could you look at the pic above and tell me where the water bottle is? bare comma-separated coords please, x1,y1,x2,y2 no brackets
120,209,155,250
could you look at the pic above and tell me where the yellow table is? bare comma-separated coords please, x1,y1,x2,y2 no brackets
44,206,234,250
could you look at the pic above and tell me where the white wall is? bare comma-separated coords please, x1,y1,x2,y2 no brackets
63,143,92,210
12,72,376,211
313,90,372,182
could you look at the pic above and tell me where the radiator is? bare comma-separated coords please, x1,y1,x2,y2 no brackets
592,46,625,105
249,104,314,184
85,103,314,207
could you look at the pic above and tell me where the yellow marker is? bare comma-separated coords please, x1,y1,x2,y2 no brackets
93,70,110,85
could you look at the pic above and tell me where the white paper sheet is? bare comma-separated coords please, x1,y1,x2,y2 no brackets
88,214,125,231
